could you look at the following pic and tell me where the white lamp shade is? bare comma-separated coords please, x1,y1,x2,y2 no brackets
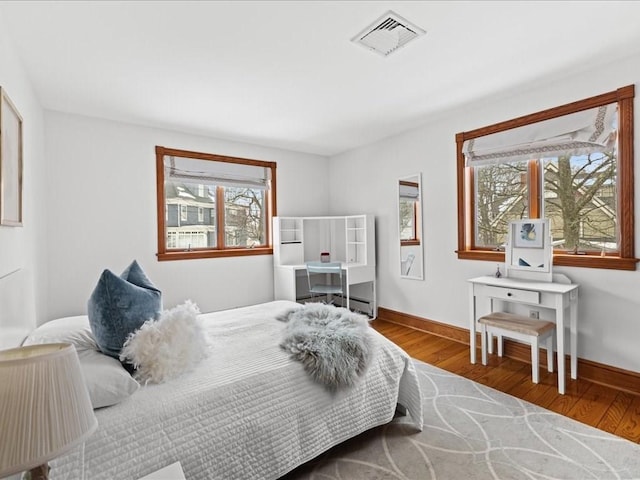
0,343,98,477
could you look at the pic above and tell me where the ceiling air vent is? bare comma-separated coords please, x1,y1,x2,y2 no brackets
351,11,425,57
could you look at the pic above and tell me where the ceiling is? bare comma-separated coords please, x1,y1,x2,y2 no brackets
2,1,640,157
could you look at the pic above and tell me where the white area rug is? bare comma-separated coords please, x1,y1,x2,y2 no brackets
282,359,640,480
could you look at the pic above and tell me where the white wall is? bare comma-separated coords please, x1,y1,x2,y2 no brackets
0,12,47,337
328,53,640,374
44,111,329,320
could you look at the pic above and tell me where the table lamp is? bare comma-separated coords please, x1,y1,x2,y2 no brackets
0,343,98,480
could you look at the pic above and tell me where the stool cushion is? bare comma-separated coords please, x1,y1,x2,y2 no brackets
478,312,554,337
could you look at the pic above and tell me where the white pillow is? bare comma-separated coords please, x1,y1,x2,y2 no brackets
120,300,210,384
23,316,140,409
24,315,98,350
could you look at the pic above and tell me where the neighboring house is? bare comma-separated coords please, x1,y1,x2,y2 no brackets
165,183,216,249
165,182,256,249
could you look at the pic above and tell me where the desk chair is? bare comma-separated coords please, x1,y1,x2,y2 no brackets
306,262,344,307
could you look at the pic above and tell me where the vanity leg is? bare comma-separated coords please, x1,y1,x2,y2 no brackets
469,286,476,364
556,298,566,394
570,300,578,379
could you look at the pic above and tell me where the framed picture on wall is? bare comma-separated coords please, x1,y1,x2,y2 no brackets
513,219,544,248
0,87,23,226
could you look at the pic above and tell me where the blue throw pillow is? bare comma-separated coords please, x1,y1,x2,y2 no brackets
88,260,162,359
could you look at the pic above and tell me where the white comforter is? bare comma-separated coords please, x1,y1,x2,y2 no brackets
51,301,423,480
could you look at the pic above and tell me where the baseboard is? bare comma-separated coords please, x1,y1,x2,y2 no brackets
378,306,640,396
378,307,470,344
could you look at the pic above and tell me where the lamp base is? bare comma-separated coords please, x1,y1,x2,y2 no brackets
22,464,50,480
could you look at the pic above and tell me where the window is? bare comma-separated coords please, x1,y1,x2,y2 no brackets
456,85,637,270
156,146,276,261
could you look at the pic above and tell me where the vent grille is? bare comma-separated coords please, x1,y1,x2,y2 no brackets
352,11,425,57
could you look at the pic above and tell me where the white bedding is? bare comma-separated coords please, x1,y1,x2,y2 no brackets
50,300,423,480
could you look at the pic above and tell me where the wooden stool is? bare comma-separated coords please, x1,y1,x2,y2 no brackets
478,311,555,384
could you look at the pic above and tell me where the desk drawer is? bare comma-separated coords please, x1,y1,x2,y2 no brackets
484,285,540,304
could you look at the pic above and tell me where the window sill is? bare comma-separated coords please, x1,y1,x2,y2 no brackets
401,240,421,246
553,253,638,270
456,250,638,271
157,247,273,262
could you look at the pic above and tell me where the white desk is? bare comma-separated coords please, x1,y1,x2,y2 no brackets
468,275,579,394
274,263,376,317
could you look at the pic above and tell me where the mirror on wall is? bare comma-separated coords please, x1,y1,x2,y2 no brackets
398,173,424,280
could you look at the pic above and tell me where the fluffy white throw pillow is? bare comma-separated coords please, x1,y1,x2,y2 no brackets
120,300,210,384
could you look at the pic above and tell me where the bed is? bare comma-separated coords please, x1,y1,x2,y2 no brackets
21,300,423,480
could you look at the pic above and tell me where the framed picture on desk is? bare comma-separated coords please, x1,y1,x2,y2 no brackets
506,219,552,280
513,219,544,248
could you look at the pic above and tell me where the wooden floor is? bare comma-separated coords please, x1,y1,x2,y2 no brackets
371,319,640,444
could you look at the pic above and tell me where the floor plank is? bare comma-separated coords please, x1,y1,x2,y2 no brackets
598,391,635,435
615,395,640,442
565,382,619,426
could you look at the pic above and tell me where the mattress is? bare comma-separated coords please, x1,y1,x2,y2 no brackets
50,300,423,479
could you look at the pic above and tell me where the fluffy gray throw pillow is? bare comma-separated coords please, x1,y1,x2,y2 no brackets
278,303,373,391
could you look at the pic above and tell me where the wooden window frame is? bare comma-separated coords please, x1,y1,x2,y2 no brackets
156,146,276,261
455,85,637,271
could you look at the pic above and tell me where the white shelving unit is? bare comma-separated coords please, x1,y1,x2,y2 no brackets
278,218,303,244
346,215,368,264
273,215,376,317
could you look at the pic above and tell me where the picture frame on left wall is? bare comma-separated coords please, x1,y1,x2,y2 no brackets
0,87,23,226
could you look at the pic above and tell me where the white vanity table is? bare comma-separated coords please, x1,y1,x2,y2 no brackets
468,219,580,395
468,275,579,394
